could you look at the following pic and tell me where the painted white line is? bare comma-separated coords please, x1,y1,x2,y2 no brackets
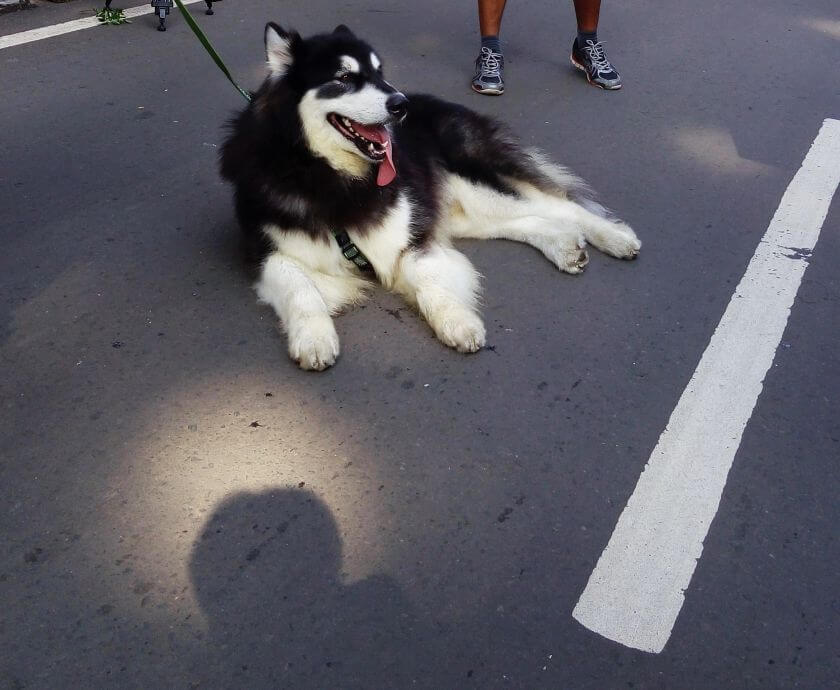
573,118,840,654
0,0,204,51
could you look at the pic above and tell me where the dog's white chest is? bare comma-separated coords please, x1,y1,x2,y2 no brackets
350,193,412,287
262,192,412,288
265,226,348,275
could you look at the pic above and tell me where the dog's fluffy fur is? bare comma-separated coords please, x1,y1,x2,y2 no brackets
220,23,641,370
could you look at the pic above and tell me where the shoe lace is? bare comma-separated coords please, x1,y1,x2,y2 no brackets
582,40,612,74
478,46,503,78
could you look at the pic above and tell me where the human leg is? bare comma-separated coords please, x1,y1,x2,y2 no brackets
570,0,622,89
472,0,507,95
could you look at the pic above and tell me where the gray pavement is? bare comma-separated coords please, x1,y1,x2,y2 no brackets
1,0,839,687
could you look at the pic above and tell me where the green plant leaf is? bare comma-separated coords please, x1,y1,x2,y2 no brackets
95,7,129,25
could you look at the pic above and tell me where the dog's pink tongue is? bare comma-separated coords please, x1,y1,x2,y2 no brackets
376,138,396,186
353,122,396,186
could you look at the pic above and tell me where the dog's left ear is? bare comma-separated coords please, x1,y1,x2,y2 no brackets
265,22,301,77
333,24,355,38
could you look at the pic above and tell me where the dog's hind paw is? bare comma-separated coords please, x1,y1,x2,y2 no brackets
288,317,340,371
598,222,641,260
553,247,590,274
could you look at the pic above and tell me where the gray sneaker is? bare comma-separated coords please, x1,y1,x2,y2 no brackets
472,46,505,95
570,38,622,90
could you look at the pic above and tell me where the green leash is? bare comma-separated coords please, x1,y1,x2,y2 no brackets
172,0,252,102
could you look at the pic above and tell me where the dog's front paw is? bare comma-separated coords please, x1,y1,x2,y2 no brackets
436,311,486,353
288,316,340,371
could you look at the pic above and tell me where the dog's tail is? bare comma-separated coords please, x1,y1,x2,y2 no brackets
522,147,613,219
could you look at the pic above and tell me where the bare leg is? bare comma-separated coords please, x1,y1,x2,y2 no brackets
572,0,601,32
478,0,507,36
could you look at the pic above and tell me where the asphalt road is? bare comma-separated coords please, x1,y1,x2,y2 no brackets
1,0,838,687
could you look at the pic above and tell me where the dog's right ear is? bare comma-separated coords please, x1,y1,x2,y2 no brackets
265,22,300,77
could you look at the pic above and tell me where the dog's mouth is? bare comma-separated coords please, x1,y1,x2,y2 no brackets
328,113,389,162
327,113,396,186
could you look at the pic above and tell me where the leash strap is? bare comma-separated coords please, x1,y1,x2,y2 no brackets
331,230,375,272
172,0,252,102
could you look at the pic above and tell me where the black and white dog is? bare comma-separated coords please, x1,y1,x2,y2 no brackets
221,23,641,370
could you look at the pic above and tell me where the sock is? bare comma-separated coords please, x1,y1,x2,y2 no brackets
577,29,598,48
481,35,502,54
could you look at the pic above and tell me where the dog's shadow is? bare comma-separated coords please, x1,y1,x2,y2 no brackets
188,487,436,687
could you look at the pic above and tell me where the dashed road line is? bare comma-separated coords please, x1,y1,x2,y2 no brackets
573,118,840,654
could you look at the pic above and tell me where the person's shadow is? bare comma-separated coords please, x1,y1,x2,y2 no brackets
188,488,435,688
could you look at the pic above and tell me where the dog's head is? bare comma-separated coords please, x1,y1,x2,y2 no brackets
263,22,406,182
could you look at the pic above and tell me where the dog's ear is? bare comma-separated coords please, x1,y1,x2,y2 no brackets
332,24,355,38
265,22,300,77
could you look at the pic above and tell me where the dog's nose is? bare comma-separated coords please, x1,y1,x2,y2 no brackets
386,93,408,119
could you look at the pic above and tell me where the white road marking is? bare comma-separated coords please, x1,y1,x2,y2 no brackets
0,0,204,51
573,118,840,654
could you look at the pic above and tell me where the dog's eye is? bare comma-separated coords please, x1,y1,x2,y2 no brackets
337,73,353,83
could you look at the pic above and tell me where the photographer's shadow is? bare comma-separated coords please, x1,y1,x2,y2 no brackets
189,488,434,687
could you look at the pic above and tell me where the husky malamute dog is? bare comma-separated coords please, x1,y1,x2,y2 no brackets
221,23,641,370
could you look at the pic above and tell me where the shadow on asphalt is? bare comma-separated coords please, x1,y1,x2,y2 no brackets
188,488,435,687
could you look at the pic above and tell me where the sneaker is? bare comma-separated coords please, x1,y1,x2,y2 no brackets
472,46,505,95
570,38,622,90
